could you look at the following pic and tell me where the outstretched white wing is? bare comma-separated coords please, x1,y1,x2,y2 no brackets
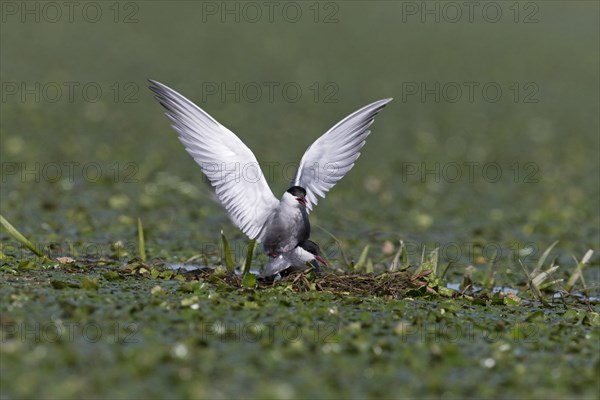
293,98,393,211
149,80,279,240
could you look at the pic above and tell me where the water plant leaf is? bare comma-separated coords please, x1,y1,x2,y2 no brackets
354,244,370,271
221,230,235,271
103,271,122,281
533,240,559,275
518,260,550,306
504,292,521,306
81,276,99,290
389,240,405,272
565,249,593,292
242,239,256,287
137,218,147,262
0,214,49,261
242,272,256,288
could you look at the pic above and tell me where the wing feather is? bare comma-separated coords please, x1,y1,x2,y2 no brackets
293,98,392,211
149,80,279,240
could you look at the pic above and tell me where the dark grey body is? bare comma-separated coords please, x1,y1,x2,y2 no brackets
261,206,310,255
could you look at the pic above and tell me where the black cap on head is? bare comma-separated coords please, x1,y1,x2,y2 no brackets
287,186,306,197
298,240,321,256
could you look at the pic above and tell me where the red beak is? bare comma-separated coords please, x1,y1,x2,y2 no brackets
316,255,328,266
296,196,306,207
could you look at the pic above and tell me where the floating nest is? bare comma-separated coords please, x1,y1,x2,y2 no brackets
182,268,436,298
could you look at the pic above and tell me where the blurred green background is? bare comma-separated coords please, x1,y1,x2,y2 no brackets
1,1,598,271
1,1,599,399
2,1,598,270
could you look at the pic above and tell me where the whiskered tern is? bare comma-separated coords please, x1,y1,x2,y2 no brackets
261,239,328,278
149,79,391,271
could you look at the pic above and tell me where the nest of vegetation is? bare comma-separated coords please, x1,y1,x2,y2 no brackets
183,268,434,298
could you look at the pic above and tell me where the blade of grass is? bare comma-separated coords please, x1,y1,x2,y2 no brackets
0,214,49,261
430,248,439,276
565,249,593,293
65,239,78,258
401,240,409,268
518,259,549,305
414,245,428,274
242,239,256,287
533,240,559,275
354,244,370,271
221,230,235,271
389,240,404,272
538,278,564,291
366,258,373,273
572,256,588,294
482,249,499,289
137,218,146,262
461,265,474,292
531,264,559,288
